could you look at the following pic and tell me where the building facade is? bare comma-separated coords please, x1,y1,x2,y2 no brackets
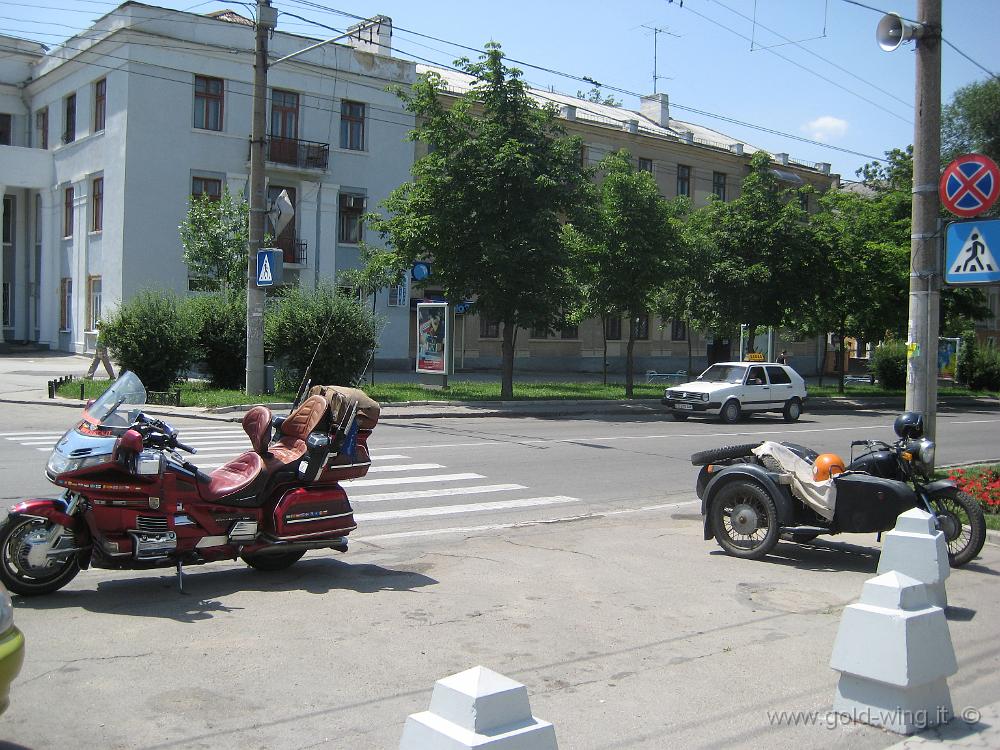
0,3,416,366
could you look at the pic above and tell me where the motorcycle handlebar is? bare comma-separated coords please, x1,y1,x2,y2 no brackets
174,440,197,454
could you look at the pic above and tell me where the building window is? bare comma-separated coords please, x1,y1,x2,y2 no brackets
560,325,579,340
530,327,549,339
799,193,810,212
194,75,224,131
64,93,76,144
91,177,104,232
340,100,365,150
87,276,102,330
1,282,9,327
270,89,298,139
671,319,687,341
712,171,726,200
605,316,621,341
480,318,500,339
60,278,72,330
36,108,48,149
1,197,10,243
192,176,222,200
676,164,690,197
387,282,407,307
338,193,365,244
631,313,649,340
0,114,11,145
94,78,106,132
64,187,74,238
579,144,589,167
638,157,653,173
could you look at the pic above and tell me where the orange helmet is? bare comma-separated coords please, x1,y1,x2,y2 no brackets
813,453,846,481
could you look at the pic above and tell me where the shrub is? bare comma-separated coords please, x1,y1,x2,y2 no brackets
968,345,1000,391
264,284,378,388
185,291,247,389
948,466,1000,511
956,326,977,385
102,290,195,391
869,340,907,389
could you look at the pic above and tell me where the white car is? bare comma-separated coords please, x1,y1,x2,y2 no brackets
661,361,807,423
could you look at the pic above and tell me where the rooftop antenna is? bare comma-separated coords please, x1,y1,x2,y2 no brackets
640,24,679,93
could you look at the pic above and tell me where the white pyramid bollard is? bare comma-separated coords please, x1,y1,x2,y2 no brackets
400,666,558,749
876,507,950,608
830,571,957,734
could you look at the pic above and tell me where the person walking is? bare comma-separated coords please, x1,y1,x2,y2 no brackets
85,321,116,380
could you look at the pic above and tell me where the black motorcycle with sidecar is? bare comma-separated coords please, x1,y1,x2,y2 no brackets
692,412,986,567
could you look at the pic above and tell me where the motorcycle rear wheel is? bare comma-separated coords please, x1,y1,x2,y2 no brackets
709,480,780,560
241,549,306,572
0,516,81,596
931,489,986,568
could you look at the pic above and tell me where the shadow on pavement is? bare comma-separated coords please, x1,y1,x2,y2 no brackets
13,558,437,623
715,538,881,574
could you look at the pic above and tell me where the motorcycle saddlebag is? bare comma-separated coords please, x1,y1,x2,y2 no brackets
270,486,356,540
831,474,917,533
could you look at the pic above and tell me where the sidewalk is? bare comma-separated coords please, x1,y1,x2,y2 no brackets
1,351,997,422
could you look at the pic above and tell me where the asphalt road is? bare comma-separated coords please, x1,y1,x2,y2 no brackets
1,404,998,749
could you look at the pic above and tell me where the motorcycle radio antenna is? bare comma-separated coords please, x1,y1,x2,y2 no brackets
292,305,338,409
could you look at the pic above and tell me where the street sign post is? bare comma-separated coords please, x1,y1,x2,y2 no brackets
945,219,1000,285
939,154,1000,218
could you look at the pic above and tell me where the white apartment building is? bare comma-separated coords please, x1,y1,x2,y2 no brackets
0,3,416,366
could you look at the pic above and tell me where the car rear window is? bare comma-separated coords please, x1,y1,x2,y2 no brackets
766,366,791,384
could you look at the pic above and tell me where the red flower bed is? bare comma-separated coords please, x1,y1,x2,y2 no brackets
948,466,1000,511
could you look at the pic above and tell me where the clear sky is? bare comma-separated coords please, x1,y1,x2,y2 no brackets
5,0,998,180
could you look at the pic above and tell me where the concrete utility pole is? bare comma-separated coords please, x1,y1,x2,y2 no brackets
246,0,276,395
904,0,942,440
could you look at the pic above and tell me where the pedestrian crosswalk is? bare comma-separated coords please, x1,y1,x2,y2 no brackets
2,426,581,530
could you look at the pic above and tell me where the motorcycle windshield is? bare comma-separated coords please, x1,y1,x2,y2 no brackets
84,371,147,428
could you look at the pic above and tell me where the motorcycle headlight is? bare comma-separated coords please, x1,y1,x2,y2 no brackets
916,438,935,472
47,452,111,476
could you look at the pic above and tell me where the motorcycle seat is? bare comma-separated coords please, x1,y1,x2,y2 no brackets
203,451,264,502
269,394,327,465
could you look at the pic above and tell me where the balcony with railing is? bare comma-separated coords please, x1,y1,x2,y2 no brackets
263,137,329,170
274,237,307,265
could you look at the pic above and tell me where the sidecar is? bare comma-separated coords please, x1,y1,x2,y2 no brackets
693,441,918,560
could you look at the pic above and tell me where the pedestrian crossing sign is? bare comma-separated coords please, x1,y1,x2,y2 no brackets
945,220,1000,285
256,248,283,287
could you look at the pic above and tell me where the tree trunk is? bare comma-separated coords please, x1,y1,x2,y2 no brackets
837,318,847,394
819,335,827,387
601,314,608,386
686,323,693,377
745,323,757,354
625,317,636,398
501,321,515,400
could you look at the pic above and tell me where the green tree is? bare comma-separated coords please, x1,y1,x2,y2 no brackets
566,149,683,396
366,44,589,398
185,290,247,389
179,187,249,291
942,78,1000,165
575,86,623,107
684,152,817,348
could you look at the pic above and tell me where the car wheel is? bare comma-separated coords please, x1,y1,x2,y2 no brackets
670,412,689,421
709,480,780,560
720,399,741,424
783,398,802,422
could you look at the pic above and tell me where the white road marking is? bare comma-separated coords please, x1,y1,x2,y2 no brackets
350,484,526,503
346,472,485,488
365,463,443,473
355,495,579,521
359,499,700,541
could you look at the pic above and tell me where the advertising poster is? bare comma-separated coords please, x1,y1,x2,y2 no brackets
938,337,960,380
416,302,449,374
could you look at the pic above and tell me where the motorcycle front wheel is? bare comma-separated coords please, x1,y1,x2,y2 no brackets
931,489,987,568
0,516,81,596
709,480,780,560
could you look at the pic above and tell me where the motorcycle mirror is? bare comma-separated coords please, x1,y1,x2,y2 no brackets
114,429,144,463
86,399,95,408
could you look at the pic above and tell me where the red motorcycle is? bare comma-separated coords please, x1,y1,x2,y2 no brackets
0,371,380,596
